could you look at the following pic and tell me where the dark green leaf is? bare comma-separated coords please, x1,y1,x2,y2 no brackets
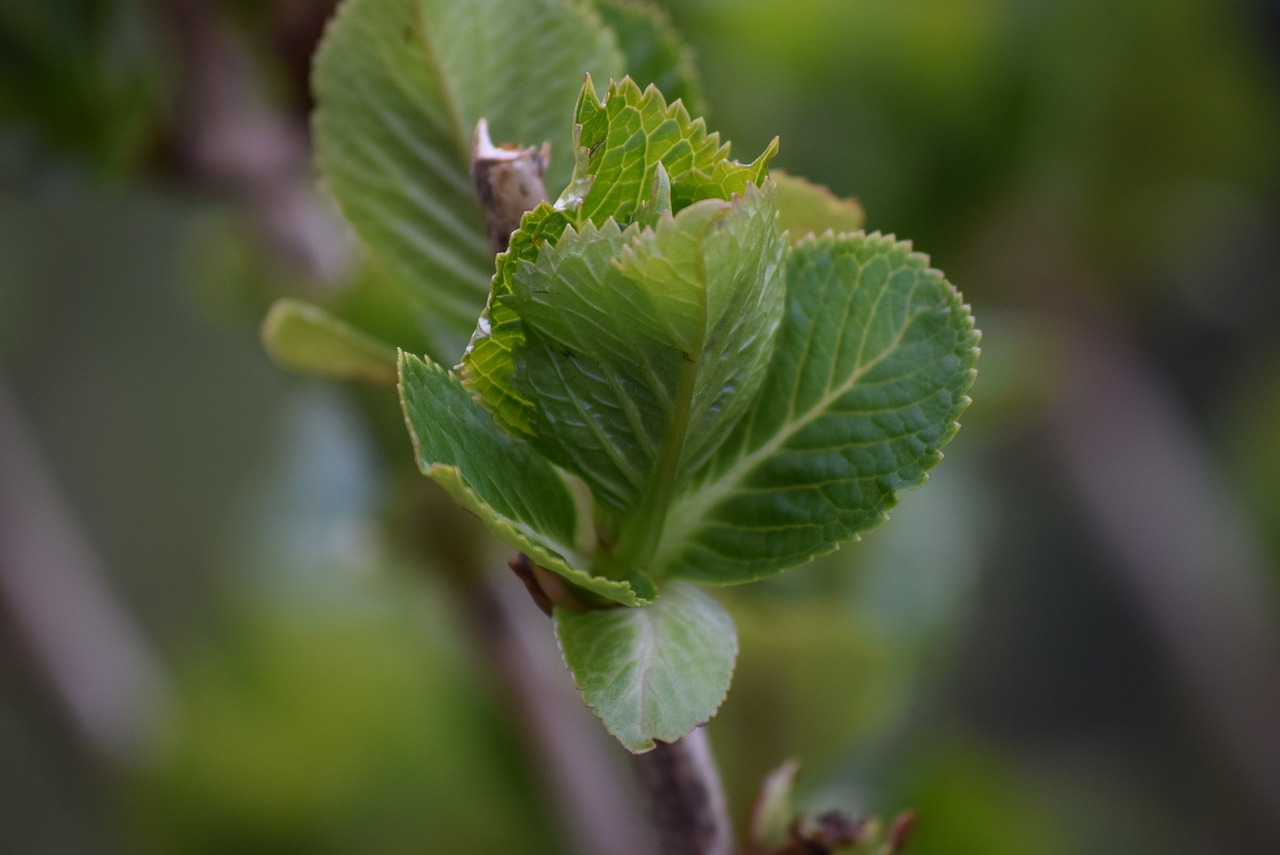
653,233,980,584
398,352,648,604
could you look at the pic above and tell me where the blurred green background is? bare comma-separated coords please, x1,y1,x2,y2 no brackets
2,0,1280,853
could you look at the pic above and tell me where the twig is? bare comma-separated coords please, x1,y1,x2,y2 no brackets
0,378,171,765
472,567,656,855
470,119,551,254
159,0,350,282
633,728,735,855
1049,315,1280,831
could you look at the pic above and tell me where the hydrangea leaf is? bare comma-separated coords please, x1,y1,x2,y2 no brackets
399,352,649,605
773,171,866,242
558,76,777,223
554,582,737,752
510,185,786,579
652,233,980,584
261,298,398,385
462,77,776,436
314,0,625,360
458,204,575,438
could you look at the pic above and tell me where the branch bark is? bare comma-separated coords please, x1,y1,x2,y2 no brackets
633,728,735,855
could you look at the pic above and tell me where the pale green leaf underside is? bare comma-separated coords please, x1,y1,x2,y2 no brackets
555,582,736,751
399,353,646,605
315,0,625,360
261,298,397,385
654,233,980,584
511,184,786,540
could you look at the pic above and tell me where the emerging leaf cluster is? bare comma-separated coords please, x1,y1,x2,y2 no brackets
285,0,979,752
397,79,977,749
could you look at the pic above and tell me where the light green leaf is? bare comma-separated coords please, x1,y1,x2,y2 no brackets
654,233,980,584
261,298,398,384
555,582,737,751
748,759,802,852
462,76,776,438
398,352,649,604
511,185,786,579
594,0,706,115
560,76,777,223
773,170,866,242
315,0,625,359
458,204,575,438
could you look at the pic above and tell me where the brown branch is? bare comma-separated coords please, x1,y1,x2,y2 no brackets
471,119,551,254
0,378,171,766
633,728,735,855
158,0,349,282
467,567,656,855
1048,314,1280,833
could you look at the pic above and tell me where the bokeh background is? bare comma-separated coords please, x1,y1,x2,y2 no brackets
3,0,1280,853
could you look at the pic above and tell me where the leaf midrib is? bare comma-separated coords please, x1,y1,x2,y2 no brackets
610,213,718,573
655,276,927,567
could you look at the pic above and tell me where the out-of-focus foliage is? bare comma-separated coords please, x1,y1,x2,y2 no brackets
131,584,558,855
0,0,159,176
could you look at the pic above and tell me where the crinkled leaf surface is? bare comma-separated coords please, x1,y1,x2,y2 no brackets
653,233,980,584
555,582,736,752
510,184,786,554
565,76,777,222
399,352,647,604
463,77,776,429
315,0,625,360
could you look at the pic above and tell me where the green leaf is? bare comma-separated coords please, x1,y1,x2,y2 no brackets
554,582,737,751
314,0,625,359
461,76,776,439
773,170,866,242
459,204,576,438
594,0,706,115
398,352,648,604
653,233,980,584
748,759,802,852
261,298,398,384
559,76,777,223
512,185,787,578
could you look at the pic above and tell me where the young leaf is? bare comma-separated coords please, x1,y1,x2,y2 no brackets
261,298,398,385
773,171,866,242
315,0,625,359
653,233,980,584
462,76,777,438
511,184,787,577
561,76,777,223
399,352,649,604
459,204,576,439
554,582,737,752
